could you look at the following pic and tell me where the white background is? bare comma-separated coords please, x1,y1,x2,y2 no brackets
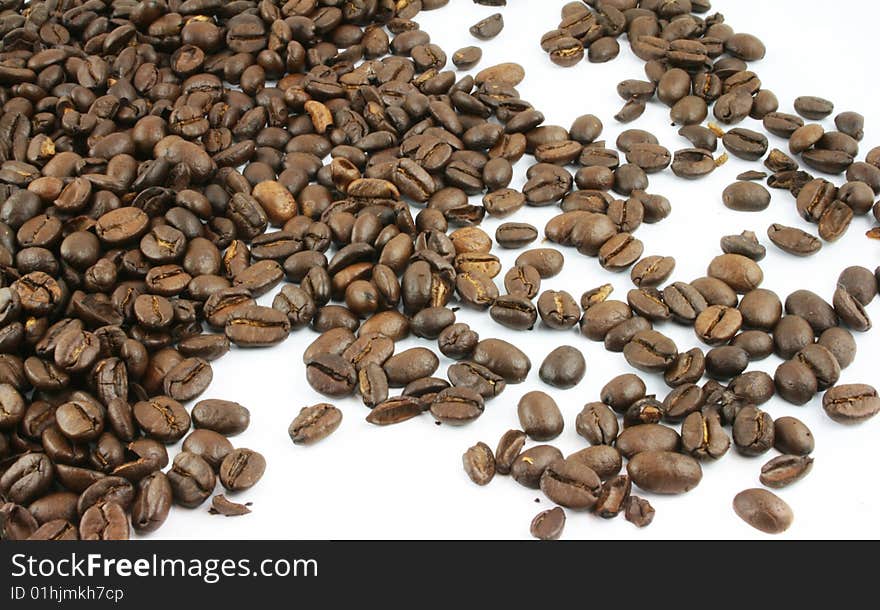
155,0,880,540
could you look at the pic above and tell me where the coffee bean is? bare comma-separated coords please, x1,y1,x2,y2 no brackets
192,400,250,436
79,502,129,541
289,404,342,445
472,339,531,383
462,442,495,486
511,445,564,489
627,451,702,495
131,472,172,533
530,506,565,540
430,387,485,425
538,346,585,389
518,391,564,441
630,256,675,288
707,254,763,293
767,224,822,257
133,397,190,443
219,448,265,492
760,455,813,489
366,397,424,426
723,182,771,211
540,459,602,509
795,96,834,120
495,223,538,249
733,406,775,456
168,452,215,508
623,330,678,373
733,489,793,534
495,429,527,476
818,327,857,369
823,384,880,424
616,424,681,459
625,496,655,528
786,290,838,333
307,354,357,397
470,13,504,40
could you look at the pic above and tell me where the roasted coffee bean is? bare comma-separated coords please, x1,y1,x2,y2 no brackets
601,374,647,414
538,346,585,389
768,224,822,257
576,402,618,446
1,453,53,505
818,327,857,369
682,411,730,461
495,429,527,476
838,266,878,306
470,13,504,40
623,396,665,428
495,223,538,249
626,288,670,322
695,305,743,346
453,46,482,70
307,354,357,397
593,475,631,518
430,387,485,425
537,291,580,330
733,406,775,456
616,424,681,459
760,455,814,489
472,339,530,383
707,254,763,293
623,330,677,373
134,397,190,444
823,384,880,424
288,404,342,446
733,488,793,534
663,383,706,422
530,506,565,540
384,348,440,388
518,391,564,441
631,256,675,288
834,285,872,332
723,182,771,212
490,295,538,330
627,451,702,495
540,459,602,510
462,442,495,486
168,452,215,508
224,304,291,347
79,502,129,541
795,344,841,390
511,445,564,490
192,400,249,437
786,290,838,333
795,96,834,120
219,449,265,492
625,496,655,528
663,282,708,324
515,249,564,278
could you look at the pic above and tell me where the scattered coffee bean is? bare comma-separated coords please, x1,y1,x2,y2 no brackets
733,488,793,534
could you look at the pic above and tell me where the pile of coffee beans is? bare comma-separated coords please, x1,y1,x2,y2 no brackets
0,0,877,541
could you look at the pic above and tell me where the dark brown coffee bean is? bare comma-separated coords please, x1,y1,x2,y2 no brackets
289,404,342,445
759,455,813,489
540,459,602,509
79,502,129,541
823,384,880,424
511,446,563,489
733,406,775,456
733,488,793,534
462,442,495,486
767,224,822,257
495,429,527,476
219,448,265,492
530,506,565,540
168,452,215,508
133,396,190,443
627,451,702,495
